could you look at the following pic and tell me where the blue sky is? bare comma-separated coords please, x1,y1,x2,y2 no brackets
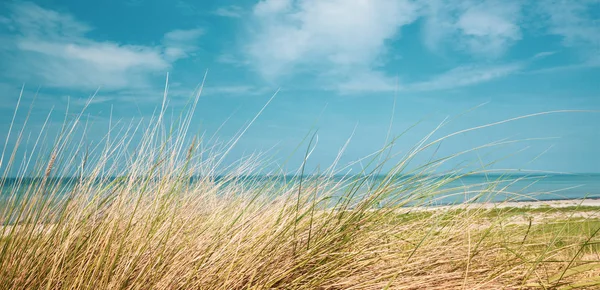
0,0,599,175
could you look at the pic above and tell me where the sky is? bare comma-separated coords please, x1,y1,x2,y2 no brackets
0,0,599,175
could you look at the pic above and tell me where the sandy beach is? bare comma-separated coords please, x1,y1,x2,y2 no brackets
482,198,600,208
415,198,600,211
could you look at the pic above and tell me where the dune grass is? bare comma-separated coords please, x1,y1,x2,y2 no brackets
1,87,599,289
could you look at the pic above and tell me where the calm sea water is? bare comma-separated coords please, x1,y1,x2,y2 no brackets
1,174,599,206
419,174,600,205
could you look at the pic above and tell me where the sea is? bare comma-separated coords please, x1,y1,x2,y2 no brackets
1,174,600,206
413,174,600,205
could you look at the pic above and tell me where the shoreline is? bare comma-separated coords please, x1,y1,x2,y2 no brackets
419,198,600,211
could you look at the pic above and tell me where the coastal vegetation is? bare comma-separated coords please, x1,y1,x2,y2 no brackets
1,89,599,289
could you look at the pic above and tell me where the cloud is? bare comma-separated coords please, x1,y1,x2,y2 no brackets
537,0,599,64
526,61,599,75
214,5,245,18
244,0,524,94
456,7,522,56
420,0,598,62
407,63,523,91
246,0,420,80
163,28,204,59
533,51,557,59
421,0,522,57
0,2,202,92
336,63,523,93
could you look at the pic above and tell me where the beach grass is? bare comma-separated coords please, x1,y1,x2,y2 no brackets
1,88,599,289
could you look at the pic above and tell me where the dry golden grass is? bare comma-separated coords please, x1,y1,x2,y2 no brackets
1,87,599,289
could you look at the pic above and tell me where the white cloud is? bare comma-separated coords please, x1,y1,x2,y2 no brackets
246,0,419,80
538,0,599,64
407,63,523,91
0,2,202,91
244,0,524,94
421,0,522,57
214,5,245,18
336,63,523,93
456,8,521,56
163,28,204,60
533,51,557,59
9,41,168,90
16,41,168,71
541,0,599,46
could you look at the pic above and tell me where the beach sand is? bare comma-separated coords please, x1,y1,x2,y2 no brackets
484,198,600,208
415,198,600,211
405,199,600,227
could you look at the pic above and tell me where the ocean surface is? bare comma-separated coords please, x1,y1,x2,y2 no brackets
1,174,600,206
415,174,600,205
